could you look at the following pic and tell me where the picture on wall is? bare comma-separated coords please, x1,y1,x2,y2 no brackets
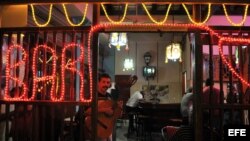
142,85,169,102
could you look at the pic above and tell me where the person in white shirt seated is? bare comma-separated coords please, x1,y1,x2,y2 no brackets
125,91,144,135
180,87,193,125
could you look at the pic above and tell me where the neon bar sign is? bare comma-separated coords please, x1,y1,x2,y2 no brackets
4,43,90,102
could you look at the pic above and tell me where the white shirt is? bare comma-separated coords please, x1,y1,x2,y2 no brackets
107,82,116,94
126,91,143,107
180,92,193,117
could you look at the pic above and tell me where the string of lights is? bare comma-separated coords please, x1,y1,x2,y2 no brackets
30,4,53,27
218,37,250,87
142,3,172,25
32,45,57,101
61,43,85,102
4,44,28,101
62,3,88,26
182,3,211,25
101,3,128,24
30,3,249,27
89,24,250,88
222,4,249,26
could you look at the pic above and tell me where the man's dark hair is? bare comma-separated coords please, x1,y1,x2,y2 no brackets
187,87,193,93
140,91,145,95
205,78,213,86
98,73,111,82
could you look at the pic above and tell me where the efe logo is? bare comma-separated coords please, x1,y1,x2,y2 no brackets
224,125,250,140
228,129,246,136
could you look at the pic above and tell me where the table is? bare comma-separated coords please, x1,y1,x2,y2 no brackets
136,101,182,139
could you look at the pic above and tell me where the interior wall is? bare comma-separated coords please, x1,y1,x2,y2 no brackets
113,33,186,103
103,47,115,80
98,33,116,80
183,34,192,90
0,5,27,27
0,6,3,27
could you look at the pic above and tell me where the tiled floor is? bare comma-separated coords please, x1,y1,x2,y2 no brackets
114,119,136,141
114,119,162,141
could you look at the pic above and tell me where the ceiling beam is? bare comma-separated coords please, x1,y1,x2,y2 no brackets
1,0,250,5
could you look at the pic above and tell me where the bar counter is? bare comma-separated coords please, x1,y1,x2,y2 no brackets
136,100,182,136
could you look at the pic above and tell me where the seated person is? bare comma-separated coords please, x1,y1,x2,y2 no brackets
202,78,220,105
202,78,220,130
180,87,193,125
125,91,144,133
164,89,195,141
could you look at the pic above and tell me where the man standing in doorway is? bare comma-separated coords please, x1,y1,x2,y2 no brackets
85,73,122,141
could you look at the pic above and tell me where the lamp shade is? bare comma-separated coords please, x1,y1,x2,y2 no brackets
109,32,128,51
123,58,134,71
165,43,182,63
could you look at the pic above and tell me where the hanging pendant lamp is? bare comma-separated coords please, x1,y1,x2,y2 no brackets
109,32,128,51
165,43,182,63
